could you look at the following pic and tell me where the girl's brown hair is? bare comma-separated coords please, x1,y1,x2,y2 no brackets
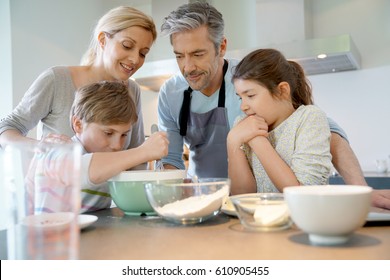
232,48,313,108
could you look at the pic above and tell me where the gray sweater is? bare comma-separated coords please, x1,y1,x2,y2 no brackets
0,66,145,151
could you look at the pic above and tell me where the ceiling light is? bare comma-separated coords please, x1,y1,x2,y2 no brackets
317,54,327,59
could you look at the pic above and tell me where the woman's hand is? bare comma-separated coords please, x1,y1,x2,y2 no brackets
41,133,72,144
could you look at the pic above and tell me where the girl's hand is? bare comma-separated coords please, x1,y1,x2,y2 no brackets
228,115,269,148
141,131,169,160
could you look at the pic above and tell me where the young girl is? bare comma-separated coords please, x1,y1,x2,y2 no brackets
227,48,332,194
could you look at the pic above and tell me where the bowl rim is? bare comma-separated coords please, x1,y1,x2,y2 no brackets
230,193,285,207
145,178,231,187
230,192,283,199
283,185,372,195
108,169,187,181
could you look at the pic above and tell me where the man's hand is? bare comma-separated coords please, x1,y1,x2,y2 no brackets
371,190,390,210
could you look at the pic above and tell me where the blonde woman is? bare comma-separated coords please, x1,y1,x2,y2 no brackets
0,6,156,170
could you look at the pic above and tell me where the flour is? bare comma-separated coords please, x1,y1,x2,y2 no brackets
253,202,290,226
156,186,229,218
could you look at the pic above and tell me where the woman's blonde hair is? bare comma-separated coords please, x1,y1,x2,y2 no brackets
81,6,157,66
70,81,138,131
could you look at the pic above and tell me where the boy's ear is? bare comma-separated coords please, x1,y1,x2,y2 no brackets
72,116,83,134
277,82,291,100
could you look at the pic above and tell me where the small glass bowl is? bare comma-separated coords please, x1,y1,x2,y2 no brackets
231,193,292,232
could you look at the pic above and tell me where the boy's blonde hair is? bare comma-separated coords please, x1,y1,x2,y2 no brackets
70,81,138,131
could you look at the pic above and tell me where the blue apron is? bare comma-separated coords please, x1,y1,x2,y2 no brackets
179,60,229,178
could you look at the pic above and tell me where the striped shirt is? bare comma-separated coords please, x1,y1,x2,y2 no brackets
71,136,112,213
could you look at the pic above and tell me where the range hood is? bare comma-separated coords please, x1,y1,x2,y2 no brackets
226,34,361,75
133,34,361,92
276,34,361,75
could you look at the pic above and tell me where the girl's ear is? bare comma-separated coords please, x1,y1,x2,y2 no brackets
277,81,291,100
72,116,83,134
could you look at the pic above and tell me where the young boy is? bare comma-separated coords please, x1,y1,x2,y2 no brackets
31,81,168,213
70,81,169,212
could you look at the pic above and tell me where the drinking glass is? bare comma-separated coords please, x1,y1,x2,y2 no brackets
375,159,388,173
2,142,82,259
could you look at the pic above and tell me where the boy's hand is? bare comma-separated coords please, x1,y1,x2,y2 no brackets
143,131,169,160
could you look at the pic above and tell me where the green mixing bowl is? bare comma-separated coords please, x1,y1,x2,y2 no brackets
108,170,187,216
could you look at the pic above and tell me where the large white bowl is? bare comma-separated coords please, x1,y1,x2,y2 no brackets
108,170,187,216
284,185,372,245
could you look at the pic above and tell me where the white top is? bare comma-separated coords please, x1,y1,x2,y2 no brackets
239,105,332,192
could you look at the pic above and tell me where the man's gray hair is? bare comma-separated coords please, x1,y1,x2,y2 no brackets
161,2,224,52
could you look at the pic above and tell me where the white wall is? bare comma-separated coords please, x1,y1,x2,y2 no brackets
0,0,13,118
311,0,390,69
2,0,390,172
7,0,108,115
311,66,390,171
307,0,390,170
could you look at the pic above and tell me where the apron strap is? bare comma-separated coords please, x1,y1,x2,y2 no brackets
179,87,193,136
179,59,229,136
218,59,229,107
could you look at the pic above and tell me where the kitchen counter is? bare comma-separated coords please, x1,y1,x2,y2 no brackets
362,172,390,177
1,207,389,260
330,172,390,189
79,207,390,260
